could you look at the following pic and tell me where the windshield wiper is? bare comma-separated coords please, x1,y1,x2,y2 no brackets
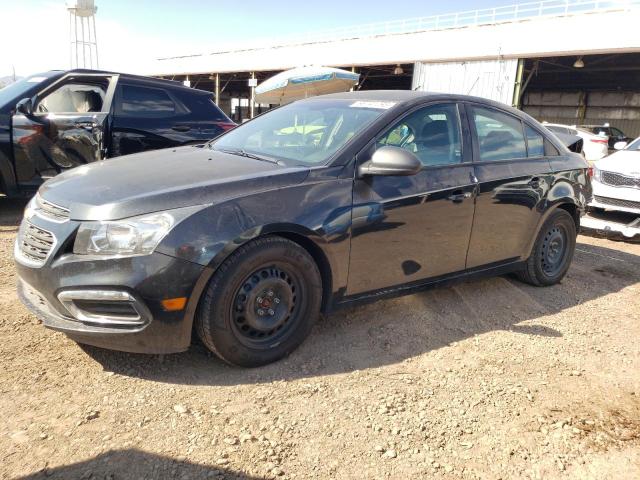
216,147,280,165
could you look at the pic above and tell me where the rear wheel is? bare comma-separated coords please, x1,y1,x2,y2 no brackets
196,236,322,367
516,209,576,287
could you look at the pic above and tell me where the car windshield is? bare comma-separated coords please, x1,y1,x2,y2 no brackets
211,99,389,166
626,138,640,151
0,74,52,108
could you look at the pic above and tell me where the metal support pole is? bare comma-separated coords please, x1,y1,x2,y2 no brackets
512,58,525,108
80,15,86,68
215,73,220,105
250,72,256,119
87,16,93,68
74,13,79,68
92,14,99,68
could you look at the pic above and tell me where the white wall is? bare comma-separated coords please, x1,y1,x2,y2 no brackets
412,59,519,105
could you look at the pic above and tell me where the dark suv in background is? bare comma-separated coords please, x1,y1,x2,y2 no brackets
0,69,235,198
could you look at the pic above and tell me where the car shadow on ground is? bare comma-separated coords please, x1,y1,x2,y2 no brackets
82,239,640,386
16,449,261,479
0,197,28,231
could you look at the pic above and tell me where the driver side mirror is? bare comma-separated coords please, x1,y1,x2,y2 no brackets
613,141,628,151
15,98,33,116
358,146,422,177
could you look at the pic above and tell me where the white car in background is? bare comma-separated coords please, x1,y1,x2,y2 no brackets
543,123,609,163
590,137,640,215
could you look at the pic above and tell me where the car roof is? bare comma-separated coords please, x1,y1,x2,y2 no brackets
49,69,211,95
308,89,529,115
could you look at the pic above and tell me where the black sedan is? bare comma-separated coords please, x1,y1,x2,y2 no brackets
14,91,591,367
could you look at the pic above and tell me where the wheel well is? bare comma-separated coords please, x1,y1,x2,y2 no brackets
557,203,580,231
271,232,333,313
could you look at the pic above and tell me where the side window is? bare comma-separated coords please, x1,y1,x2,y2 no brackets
174,90,229,121
118,84,176,118
472,106,527,162
377,103,462,166
37,82,105,113
610,127,624,137
524,124,545,157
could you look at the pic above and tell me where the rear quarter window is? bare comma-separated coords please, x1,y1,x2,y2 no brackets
118,84,177,118
173,89,230,122
524,125,545,157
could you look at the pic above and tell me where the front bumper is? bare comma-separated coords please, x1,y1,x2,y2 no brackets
590,178,640,215
15,247,206,354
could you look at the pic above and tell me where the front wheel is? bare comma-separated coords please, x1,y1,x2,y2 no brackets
516,209,577,287
196,236,322,367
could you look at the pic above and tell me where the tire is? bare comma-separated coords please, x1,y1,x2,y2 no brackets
196,236,322,367
516,209,577,287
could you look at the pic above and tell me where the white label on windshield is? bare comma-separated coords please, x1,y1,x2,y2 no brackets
350,101,396,110
27,76,47,83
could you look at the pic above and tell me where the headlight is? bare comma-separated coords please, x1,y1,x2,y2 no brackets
593,166,602,181
23,195,37,219
73,206,204,257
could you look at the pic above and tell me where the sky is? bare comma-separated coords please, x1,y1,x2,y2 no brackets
0,0,518,77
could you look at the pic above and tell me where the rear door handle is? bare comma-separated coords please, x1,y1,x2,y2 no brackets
171,125,191,132
528,177,541,188
447,191,472,203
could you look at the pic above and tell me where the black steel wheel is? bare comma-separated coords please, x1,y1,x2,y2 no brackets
231,265,302,349
196,236,322,367
516,209,576,287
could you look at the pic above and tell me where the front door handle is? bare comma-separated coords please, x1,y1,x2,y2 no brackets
74,121,97,130
528,177,541,188
171,125,191,132
447,191,472,203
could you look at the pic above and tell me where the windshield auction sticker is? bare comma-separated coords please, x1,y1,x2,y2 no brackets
349,101,396,110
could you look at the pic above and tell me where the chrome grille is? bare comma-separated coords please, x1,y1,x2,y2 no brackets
594,195,640,210
600,171,640,189
35,195,70,222
18,222,56,266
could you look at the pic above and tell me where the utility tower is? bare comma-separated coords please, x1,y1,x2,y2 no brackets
67,0,99,69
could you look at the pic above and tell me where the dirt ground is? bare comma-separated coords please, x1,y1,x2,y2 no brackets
1,197,639,480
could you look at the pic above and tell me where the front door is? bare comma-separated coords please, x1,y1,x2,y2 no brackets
11,75,114,188
347,102,477,295
464,103,554,268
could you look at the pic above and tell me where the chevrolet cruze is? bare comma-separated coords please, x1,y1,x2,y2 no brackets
15,91,591,367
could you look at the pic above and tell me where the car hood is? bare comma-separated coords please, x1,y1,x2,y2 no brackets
40,146,310,221
595,150,640,176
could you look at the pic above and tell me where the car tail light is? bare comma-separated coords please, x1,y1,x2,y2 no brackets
218,123,236,132
590,138,608,144
587,167,594,178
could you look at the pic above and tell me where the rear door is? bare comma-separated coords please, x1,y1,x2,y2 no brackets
347,102,477,295
11,74,115,187
111,82,206,156
465,103,554,268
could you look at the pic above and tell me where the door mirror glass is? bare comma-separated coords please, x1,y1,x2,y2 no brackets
614,141,628,151
15,97,33,116
358,146,422,177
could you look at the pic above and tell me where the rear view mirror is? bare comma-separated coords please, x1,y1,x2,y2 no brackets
15,98,33,116
358,146,422,177
613,141,628,151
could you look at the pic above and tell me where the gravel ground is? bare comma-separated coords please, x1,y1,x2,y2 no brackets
1,197,639,480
